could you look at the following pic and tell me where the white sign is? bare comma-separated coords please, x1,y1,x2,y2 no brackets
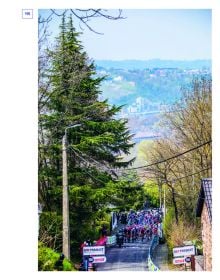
83,246,105,256
173,257,185,265
92,256,107,263
173,245,195,257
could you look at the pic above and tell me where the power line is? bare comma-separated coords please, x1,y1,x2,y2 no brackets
171,191,197,198
68,142,211,190
70,146,108,169
68,145,118,177
68,147,108,185
169,166,211,183
139,166,211,185
122,140,211,171
80,168,107,185
162,167,211,198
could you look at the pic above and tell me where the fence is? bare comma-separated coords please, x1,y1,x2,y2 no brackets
147,235,160,271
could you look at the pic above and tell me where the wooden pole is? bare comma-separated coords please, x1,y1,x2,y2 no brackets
62,133,70,259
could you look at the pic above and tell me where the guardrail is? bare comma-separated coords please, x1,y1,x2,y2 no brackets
147,235,160,271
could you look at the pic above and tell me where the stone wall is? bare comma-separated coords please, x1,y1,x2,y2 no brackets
201,203,212,271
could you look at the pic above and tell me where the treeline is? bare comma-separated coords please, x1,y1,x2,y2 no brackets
96,59,211,70
139,77,211,252
38,15,147,261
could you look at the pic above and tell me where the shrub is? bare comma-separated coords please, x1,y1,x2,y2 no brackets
163,211,201,260
39,212,62,251
38,242,74,271
63,259,73,271
38,242,59,271
163,207,175,240
162,207,175,259
169,220,200,247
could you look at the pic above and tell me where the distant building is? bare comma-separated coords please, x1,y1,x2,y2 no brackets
196,178,212,271
127,105,138,113
113,75,123,81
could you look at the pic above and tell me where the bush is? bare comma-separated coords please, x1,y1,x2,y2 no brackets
63,259,73,271
143,180,160,208
163,210,201,260
168,221,200,248
163,207,175,240
39,212,62,251
38,242,74,271
162,207,175,259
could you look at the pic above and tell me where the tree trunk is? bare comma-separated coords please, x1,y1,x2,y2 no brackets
171,186,179,224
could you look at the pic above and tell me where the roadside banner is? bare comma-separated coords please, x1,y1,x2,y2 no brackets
173,257,186,265
92,256,107,263
173,245,195,257
83,246,105,256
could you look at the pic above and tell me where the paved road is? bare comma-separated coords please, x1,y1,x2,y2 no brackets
96,240,151,271
152,243,168,271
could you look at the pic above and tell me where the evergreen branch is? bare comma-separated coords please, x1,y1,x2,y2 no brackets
69,146,118,178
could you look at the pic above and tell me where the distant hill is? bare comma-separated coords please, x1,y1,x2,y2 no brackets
94,59,212,158
95,64,211,108
95,59,211,70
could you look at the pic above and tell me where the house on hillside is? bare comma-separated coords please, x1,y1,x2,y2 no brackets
196,178,212,271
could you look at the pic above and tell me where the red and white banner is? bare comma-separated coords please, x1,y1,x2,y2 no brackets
173,257,185,265
92,256,107,263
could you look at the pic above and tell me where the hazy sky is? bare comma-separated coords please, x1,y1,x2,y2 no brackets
39,9,211,60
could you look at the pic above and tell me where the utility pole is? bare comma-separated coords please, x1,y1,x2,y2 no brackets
62,132,70,259
159,184,162,209
163,185,166,220
62,124,81,259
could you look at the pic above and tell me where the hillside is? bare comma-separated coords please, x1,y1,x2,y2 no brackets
95,60,211,145
96,60,211,109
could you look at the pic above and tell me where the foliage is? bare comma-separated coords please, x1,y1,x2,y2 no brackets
143,180,160,208
38,14,135,259
168,220,200,248
39,212,62,251
38,14,134,208
163,208,202,259
139,77,211,224
138,140,154,163
163,207,175,241
106,172,146,211
38,242,75,271
169,220,201,261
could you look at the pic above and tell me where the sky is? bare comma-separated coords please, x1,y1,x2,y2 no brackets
39,9,211,61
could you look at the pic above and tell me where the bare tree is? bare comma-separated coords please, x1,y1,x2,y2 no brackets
39,9,125,35
139,78,212,223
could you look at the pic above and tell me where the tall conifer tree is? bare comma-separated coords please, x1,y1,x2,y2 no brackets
39,15,135,253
